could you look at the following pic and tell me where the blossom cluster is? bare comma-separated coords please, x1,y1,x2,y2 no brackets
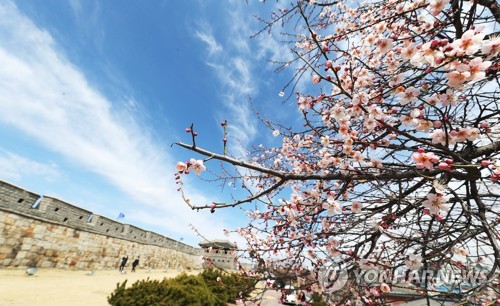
176,158,206,175
177,0,499,304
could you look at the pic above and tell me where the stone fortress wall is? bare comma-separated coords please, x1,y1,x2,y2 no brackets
0,180,202,270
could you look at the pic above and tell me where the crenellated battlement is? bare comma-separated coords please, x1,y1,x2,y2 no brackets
0,180,202,270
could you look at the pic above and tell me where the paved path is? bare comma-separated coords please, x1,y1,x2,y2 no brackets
253,289,283,305
0,268,289,306
0,268,195,306
241,282,284,306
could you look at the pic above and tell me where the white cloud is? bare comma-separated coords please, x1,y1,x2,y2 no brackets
195,11,259,152
0,1,229,245
68,0,83,18
195,30,223,56
0,149,60,182
195,2,307,153
67,0,105,51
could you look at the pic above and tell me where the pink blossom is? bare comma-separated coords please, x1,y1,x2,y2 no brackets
421,41,444,65
330,104,346,121
189,158,206,175
363,115,377,131
459,58,492,82
481,36,500,58
380,283,391,293
370,158,383,169
400,43,417,61
425,94,440,106
401,114,417,126
446,71,471,88
428,0,450,16
451,30,485,56
388,73,405,87
438,89,457,107
410,108,421,119
325,197,342,215
398,86,420,105
416,120,432,132
412,152,439,169
467,127,480,141
422,193,450,215
339,124,350,136
454,128,470,142
352,92,369,106
353,151,364,163
297,97,309,110
406,254,423,270
433,120,442,128
351,200,363,213
376,37,393,54
320,136,330,147
371,218,384,232
176,161,187,173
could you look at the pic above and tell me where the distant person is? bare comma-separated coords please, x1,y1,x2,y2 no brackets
131,258,139,272
119,256,128,272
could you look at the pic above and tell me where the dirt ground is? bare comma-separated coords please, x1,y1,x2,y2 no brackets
0,268,196,306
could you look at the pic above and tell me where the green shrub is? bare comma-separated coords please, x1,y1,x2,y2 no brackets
199,269,229,305
108,274,217,306
200,268,257,304
310,292,328,306
108,270,257,306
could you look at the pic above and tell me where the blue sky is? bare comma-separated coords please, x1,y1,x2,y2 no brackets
0,0,302,247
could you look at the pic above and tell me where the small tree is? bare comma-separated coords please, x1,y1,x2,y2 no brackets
176,0,499,304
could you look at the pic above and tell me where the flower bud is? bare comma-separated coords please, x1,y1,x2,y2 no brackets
480,160,490,167
438,162,452,171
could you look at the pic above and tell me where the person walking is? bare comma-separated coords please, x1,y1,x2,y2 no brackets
119,256,128,272
131,258,139,272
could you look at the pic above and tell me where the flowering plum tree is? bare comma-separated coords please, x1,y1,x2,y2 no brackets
176,0,499,304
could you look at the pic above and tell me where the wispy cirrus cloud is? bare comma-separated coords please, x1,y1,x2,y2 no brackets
67,0,105,51
195,29,223,56
194,2,305,152
0,1,229,245
194,9,259,152
0,149,60,182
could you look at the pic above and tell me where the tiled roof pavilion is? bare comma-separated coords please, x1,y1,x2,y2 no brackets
199,240,237,250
